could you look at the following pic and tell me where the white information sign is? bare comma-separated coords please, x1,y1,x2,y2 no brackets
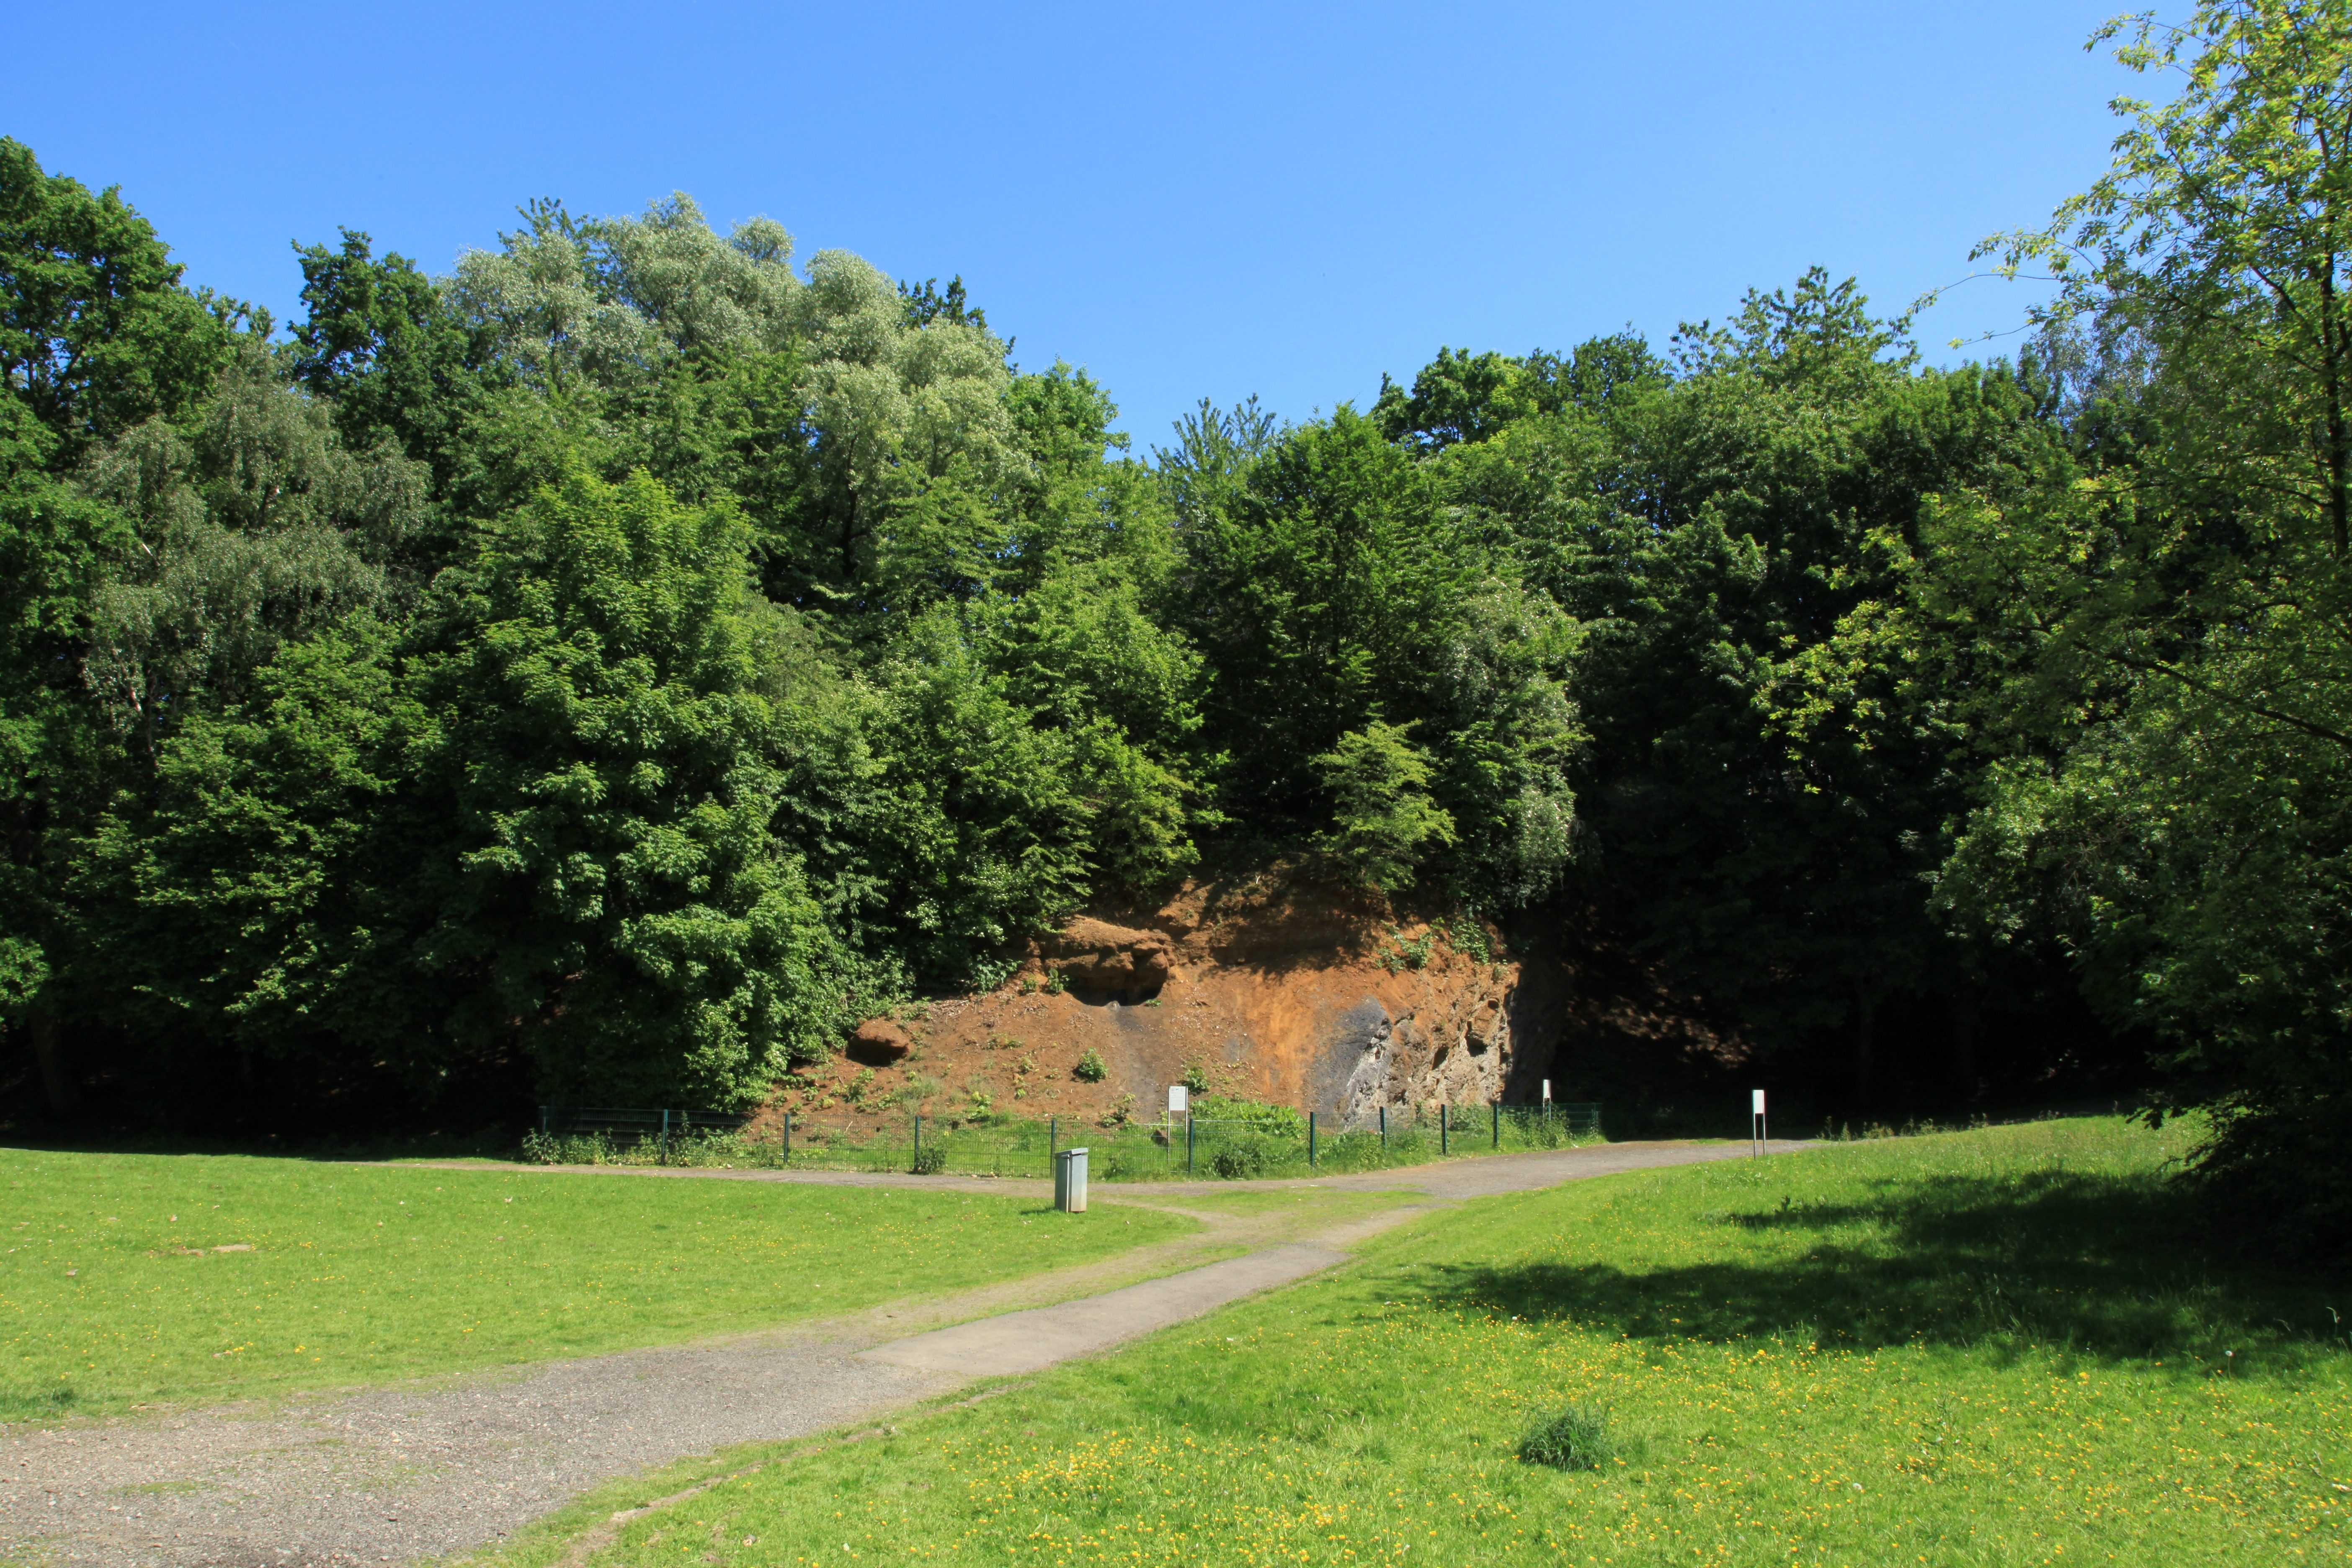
1168,1084,1189,1116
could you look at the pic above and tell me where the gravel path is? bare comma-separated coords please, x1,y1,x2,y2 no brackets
6,1324,947,1568
2,1140,1808,1566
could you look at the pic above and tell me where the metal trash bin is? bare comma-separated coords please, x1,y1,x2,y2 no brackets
1053,1147,1089,1213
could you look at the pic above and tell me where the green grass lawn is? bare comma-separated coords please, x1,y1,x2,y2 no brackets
520,1117,2352,1567
0,1153,1196,1422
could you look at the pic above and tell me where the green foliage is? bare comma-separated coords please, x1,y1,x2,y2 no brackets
1072,1047,1106,1083
1188,1095,1304,1134
1379,925,1442,972
1173,407,1576,902
1375,334,1666,454
1443,913,1495,964
1516,270,2059,1056
1311,722,1456,892
0,137,242,1078
416,469,848,1107
1517,1403,1615,1470
1176,407,1469,810
289,228,501,506
77,344,425,754
70,615,434,1074
0,137,233,459
1204,1134,1279,1179
858,609,1094,985
1924,0,2352,1249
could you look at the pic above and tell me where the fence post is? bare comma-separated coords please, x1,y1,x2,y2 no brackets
1185,1114,1195,1176
1308,1110,1317,1168
1441,1104,1449,1155
1492,1102,1500,1149
1050,1114,1058,1172
1379,1104,1387,1150
913,1114,922,1169
782,1112,792,1162
662,1109,672,1164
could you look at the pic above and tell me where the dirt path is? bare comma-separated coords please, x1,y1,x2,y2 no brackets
1,1140,1807,1567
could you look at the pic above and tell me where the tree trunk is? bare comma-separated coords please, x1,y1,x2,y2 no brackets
28,1011,75,1117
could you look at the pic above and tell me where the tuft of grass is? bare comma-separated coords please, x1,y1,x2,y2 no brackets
1516,1401,1613,1470
524,1117,2352,1568
0,1150,1195,1423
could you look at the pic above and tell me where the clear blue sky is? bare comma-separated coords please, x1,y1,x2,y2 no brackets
14,0,2139,446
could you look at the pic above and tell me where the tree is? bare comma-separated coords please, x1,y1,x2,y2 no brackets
0,138,232,461
1375,334,1666,454
1310,720,1456,891
1173,405,1578,902
1945,0,2352,1250
1175,406,1477,813
1434,274,2064,1089
77,346,425,763
289,229,500,506
68,617,448,1114
0,138,237,1110
413,468,847,1107
782,250,1019,611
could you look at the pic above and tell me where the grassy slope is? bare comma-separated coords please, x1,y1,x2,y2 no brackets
0,1152,1195,1421
534,1118,2352,1567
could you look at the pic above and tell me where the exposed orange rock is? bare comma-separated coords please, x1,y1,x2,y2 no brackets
843,1018,912,1065
1030,918,1175,996
767,873,1555,1139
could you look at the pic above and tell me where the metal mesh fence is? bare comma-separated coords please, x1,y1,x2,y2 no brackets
523,1101,1603,1180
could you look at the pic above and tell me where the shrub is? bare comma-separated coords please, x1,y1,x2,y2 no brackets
1073,1047,1108,1083
1191,1096,1305,1134
1208,1136,1279,1179
520,1130,621,1165
1518,1403,1614,1470
910,1144,946,1175
1182,1061,1211,1094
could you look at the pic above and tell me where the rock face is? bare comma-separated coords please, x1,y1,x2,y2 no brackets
1032,918,1176,997
794,877,1555,1137
1333,983,1514,1129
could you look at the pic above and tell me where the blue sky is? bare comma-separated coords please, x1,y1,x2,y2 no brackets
15,0,2139,446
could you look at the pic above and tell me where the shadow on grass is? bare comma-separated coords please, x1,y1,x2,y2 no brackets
0,1125,523,1163
1424,1167,2352,1371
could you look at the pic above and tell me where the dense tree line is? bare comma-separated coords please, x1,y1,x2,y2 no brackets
5,0,2348,1252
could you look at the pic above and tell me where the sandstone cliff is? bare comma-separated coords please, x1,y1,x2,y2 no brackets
765,874,1558,1134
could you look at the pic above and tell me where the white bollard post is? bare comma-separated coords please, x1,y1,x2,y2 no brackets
1751,1089,1767,1156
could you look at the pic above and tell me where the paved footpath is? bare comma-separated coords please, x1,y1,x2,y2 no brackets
3,1140,1807,1567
